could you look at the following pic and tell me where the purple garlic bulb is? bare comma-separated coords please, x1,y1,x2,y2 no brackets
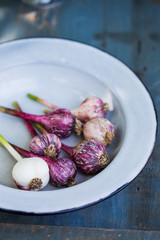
48,158,77,187
12,144,77,187
29,133,61,159
83,118,115,147
44,108,75,138
0,106,75,138
71,96,109,122
62,139,110,174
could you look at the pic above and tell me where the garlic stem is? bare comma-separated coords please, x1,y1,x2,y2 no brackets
13,101,37,138
61,143,73,157
0,106,41,122
12,101,21,111
0,135,22,162
27,93,108,123
0,105,75,139
27,93,58,110
13,102,48,136
44,109,51,114
33,122,48,134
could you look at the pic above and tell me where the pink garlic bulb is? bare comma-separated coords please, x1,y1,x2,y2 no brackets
83,118,115,147
71,96,109,122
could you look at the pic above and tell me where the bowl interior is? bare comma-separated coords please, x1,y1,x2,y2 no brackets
0,62,125,190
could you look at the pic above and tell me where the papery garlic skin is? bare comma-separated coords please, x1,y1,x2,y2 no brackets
48,158,77,187
71,139,110,174
30,133,61,159
71,96,109,122
12,157,50,191
83,118,115,147
12,144,78,188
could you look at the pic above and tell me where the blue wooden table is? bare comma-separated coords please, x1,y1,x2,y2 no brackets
0,0,160,239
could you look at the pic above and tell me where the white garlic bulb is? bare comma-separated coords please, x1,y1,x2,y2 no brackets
0,135,50,191
83,118,115,147
12,157,50,191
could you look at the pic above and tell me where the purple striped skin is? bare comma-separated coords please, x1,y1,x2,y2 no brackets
29,133,61,159
0,106,75,138
43,109,75,138
12,144,77,187
62,139,110,174
49,158,77,187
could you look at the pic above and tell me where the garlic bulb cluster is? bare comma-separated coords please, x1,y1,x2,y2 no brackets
0,135,50,191
0,92,116,192
12,143,77,188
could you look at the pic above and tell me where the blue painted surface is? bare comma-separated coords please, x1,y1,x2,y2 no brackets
2,223,160,240
0,0,160,231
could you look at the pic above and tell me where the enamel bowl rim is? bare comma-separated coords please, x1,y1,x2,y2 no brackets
0,38,157,214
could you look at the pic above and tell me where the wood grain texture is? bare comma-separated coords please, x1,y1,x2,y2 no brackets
1,223,160,240
0,0,159,231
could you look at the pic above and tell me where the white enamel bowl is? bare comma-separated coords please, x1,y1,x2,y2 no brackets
0,38,157,214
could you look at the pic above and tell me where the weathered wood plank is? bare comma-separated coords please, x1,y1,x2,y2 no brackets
1,223,160,240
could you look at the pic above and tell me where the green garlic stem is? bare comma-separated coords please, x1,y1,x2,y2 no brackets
44,109,51,114
13,101,21,111
0,135,22,162
27,93,58,110
33,122,48,134
27,93,41,102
